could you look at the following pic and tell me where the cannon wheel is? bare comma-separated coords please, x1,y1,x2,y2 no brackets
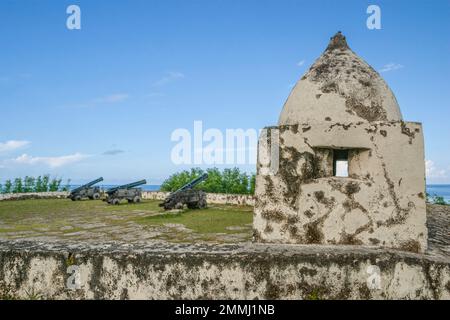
75,195,82,201
174,202,184,210
187,202,198,209
133,196,141,203
198,198,207,209
93,193,100,200
112,198,120,205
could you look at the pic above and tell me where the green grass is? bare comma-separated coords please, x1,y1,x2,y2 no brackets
0,198,162,217
0,198,253,243
136,205,253,234
0,199,164,233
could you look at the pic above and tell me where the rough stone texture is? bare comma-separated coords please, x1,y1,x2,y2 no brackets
0,240,448,300
255,33,426,253
0,204,446,299
0,191,255,206
0,192,69,201
427,204,450,258
279,32,402,125
142,191,255,206
255,121,426,252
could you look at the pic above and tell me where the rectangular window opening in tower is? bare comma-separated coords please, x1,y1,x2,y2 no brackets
333,149,349,177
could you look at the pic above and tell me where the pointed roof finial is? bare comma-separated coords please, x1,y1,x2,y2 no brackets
326,31,349,51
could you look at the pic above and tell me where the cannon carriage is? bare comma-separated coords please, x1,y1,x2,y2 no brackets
105,179,146,205
160,173,208,210
68,177,104,201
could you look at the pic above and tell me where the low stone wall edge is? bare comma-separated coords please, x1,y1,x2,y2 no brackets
0,240,448,300
0,191,255,206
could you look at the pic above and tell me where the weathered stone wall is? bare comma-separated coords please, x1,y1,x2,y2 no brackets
0,240,448,300
254,121,427,252
142,191,255,206
141,191,168,200
0,192,69,201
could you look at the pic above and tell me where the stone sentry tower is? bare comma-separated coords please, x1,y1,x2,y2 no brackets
254,32,427,253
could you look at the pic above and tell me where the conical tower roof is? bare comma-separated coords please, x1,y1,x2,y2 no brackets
278,32,403,125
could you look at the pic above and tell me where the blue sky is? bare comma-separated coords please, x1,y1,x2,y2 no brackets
0,0,449,184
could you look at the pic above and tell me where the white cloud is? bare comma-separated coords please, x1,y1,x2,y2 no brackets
379,63,404,73
13,153,89,168
153,72,185,86
426,160,447,179
297,60,305,67
0,140,30,153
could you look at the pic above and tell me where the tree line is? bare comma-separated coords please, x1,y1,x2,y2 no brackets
160,167,256,195
0,175,70,194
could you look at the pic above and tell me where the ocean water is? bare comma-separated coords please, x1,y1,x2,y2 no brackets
426,185,450,202
141,185,161,191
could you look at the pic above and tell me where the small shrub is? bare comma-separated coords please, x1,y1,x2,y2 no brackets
34,176,43,192
432,195,448,205
42,175,50,192
4,180,12,193
23,176,35,193
48,178,62,192
12,178,23,193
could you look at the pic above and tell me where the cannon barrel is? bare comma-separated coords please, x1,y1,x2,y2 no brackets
106,179,147,194
170,173,208,196
70,177,103,194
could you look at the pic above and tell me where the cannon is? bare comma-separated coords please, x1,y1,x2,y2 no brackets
105,179,146,205
68,177,104,201
160,173,208,210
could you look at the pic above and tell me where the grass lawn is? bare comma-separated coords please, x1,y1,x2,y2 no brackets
136,205,253,234
0,198,253,243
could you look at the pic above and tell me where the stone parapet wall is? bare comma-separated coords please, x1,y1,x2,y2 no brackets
0,240,448,300
0,192,69,201
138,191,256,206
141,191,168,201
0,191,255,206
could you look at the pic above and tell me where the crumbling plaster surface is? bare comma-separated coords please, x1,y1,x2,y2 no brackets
254,121,427,252
279,32,402,125
0,240,448,300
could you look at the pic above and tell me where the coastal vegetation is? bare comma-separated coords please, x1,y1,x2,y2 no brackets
428,194,449,206
160,167,256,195
0,175,70,194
